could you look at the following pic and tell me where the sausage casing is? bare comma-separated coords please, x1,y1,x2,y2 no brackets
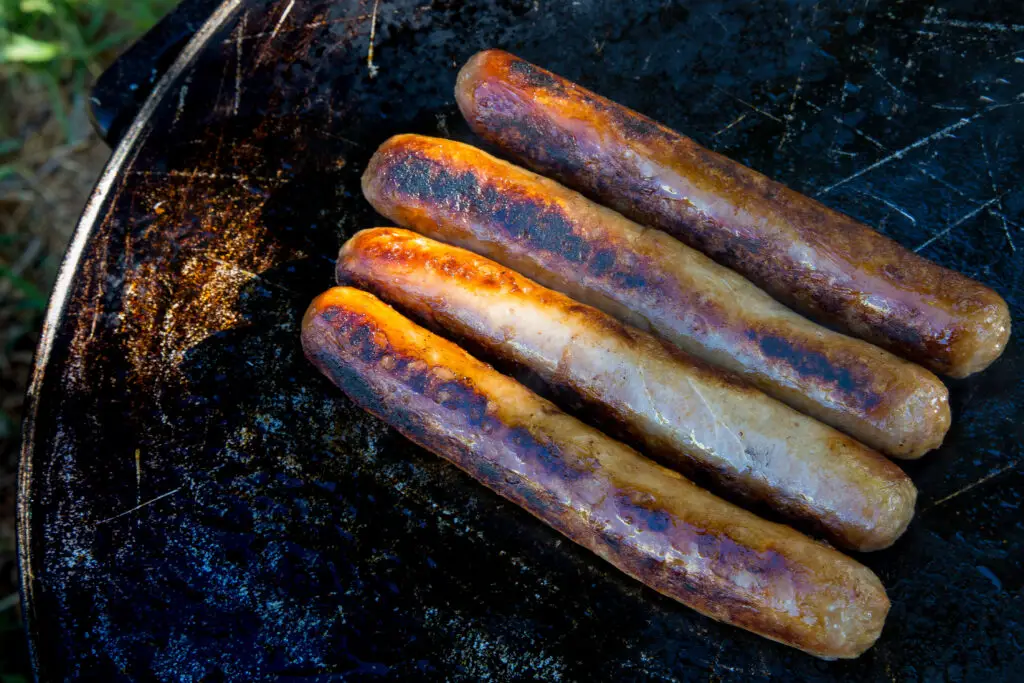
454,49,1011,378
302,286,890,658
362,134,951,459
336,229,916,551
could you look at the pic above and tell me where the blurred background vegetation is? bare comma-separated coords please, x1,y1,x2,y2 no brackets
1,0,177,677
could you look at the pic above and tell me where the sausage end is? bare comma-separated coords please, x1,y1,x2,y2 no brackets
947,293,1012,378
455,49,500,124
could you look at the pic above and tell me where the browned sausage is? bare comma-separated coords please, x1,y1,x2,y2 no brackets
302,285,890,658
336,228,916,551
361,134,950,459
454,49,1011,379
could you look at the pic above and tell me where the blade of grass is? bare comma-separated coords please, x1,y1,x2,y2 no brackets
0,140,22,155
0,266,48,309
0,33,63,63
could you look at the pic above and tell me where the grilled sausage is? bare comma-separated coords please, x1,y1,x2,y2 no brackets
454,49,1011,379
336,228,916,551
361,134,951,459
302,286,890,658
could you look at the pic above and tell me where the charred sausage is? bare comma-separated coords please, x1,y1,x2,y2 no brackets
336,229,916,551
454,49,1011,378
302,285,891,658
362,134,950,459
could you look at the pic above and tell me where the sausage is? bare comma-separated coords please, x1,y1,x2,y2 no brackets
454,49,1011,379
302,285,890,658
336,228,916,551
361,134,951,459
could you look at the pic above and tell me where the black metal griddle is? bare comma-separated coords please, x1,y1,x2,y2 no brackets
17,0,1024,680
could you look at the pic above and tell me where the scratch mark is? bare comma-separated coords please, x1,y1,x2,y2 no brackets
226,13,369,43
998,45,1024,63
269,0,295,42
868,61,906,98
979,131,1015,253
233,11,246,115
96,487,183,525
712,113,747,138
202,255,300,294
908,29,1000,52
816,113,984,196
913,197,1000,252
997,213,1016,252
828,79,852,159
319,130,364,147
135,448,142,507
811,96,890,152
859,191,917,224
173,71,193,126
86,142,146,346
778,40,811,150
713,86,782,122
914,165,975,200
924,460,1020,511
708,11,729,35
922,17,1024,33
128,169,282,188
367,0,381,78
994,211,1023,232
254,0,294,67
913,163,1023,233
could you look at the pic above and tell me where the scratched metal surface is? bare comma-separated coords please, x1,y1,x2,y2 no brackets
17,0,1024,680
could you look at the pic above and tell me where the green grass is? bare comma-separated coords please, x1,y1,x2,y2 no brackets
1,0,179,143
0,0,181,321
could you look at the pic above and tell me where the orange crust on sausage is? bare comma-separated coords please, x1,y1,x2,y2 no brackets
362,134,951,459
303,286,891,658
455,49,1010,378
336,228,917,551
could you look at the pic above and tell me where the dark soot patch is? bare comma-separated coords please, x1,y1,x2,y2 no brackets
756,333,880,410
589,249,617,277
609,106,663,140
616,491,672,533
507,57,562,91
508,427,592,482
397,149,594,267
501,201,591,263
346,324,386,365
437,379,490,427
391,153,480,206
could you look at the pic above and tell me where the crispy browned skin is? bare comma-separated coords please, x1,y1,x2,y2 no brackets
454,49,1011,379
302,286,890,658
337,228,916,551
362,134,951,459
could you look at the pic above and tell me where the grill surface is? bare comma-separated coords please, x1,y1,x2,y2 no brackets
18,0,1024,679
